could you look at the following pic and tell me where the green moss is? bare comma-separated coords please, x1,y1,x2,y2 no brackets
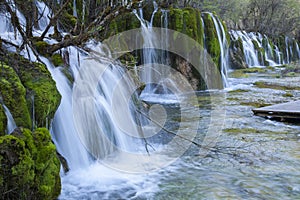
282,92,294,97
202,13,220,67
0,51,61,128
0,128,61,199
254,81,300,90
0,105,7,135
0,63,31,129
230,70,249,78
18,62,61,128
0,134,35,199
168,8,204,47
223,128,260,134
51,53,64,67
228,89,250,93
33,41,50,56
230,67,267,78
223,128,288,134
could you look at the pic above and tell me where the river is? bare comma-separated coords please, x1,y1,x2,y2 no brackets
59,67,300,199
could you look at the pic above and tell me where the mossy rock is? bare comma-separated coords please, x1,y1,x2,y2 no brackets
168,8,204,47
17,61,61,128
0,128,61,199
230,67,267,78
0,63,31,129
0,104,7,136
33,41,51,56
202,13,220,68
0,50,61,128
254,81,300,90
51,53,64,67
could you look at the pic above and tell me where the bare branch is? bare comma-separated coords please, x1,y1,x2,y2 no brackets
39,0,72,40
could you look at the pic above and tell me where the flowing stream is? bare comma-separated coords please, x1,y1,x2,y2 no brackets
59,66,300,199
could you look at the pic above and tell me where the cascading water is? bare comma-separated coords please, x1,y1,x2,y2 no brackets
207,13,229,88
230,30,300,67
2,104,17,134
134,6,230,96
133,3,159,94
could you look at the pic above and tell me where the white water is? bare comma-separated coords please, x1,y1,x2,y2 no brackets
134,7,230,97
231,30,300,67
208,13,229,87
133,3,158,94
2,104,17,134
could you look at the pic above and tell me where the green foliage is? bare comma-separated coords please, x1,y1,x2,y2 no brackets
0,105,7,135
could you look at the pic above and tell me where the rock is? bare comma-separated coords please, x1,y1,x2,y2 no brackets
0,49,61,128
0,128,61,199
0,105,7,135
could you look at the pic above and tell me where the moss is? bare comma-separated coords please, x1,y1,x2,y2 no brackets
17,61,61,128
33,41,50,56
0,63,31,129
165,8,204,48
202,13,220,67
230,70,249,78
104,12,140,39
0,128,61,199
228,89,250,93
254,81,300,90
51,53,64,67
0,105,7,135
282,92,294,97
223,128,288,134
0,51,61,128
230,67,267,78
0,133,35,199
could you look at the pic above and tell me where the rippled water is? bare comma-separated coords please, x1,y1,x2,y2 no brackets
59,68,300,199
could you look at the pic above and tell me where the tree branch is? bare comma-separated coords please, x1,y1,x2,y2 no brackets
39,0,72,40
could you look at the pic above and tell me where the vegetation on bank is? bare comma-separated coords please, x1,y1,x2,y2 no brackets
0,48,61,198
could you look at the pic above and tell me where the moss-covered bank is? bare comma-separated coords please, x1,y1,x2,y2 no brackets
0,48,62,199
0,50,61,128
0,128,61,199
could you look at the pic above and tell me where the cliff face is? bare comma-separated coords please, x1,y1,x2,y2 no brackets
103,2,229,90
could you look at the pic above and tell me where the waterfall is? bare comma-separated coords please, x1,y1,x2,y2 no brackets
133,2,158,94
208,13,229,88
3,104,17,134
296,42,300,60
41,55,91,170
73,0,77,17
0,0,147,171
134,6,229,93
35,1,52,32
230,30,300,67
